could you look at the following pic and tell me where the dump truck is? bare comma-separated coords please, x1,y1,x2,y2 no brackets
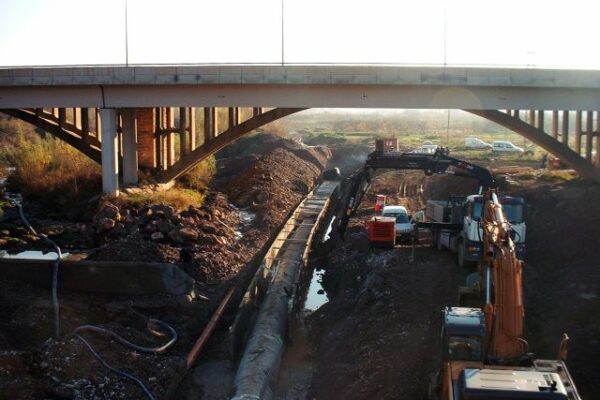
424,194,526,267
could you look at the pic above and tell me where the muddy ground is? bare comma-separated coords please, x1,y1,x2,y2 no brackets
0,133,330,400
307,170,599,399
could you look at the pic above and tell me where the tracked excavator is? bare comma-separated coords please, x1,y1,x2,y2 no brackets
431,190,580,400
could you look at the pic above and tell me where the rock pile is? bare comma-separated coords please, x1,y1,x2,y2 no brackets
92,193,239,249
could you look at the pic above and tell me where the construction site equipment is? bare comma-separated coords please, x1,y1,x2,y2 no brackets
366,216,396,248
422,194,526,267
431,190,580,400
374,194,386,212
338,139,496,237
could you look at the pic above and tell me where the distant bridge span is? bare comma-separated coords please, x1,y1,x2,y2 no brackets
1,65,600,193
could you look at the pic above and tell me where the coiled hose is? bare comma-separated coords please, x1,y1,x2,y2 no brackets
11,200,61,338
75,319,178,400
10,200,178,399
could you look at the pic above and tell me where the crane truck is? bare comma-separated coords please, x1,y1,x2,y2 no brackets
338,140,526,264
431,190,580,400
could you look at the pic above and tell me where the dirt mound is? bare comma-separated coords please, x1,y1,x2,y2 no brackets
519,181,600,397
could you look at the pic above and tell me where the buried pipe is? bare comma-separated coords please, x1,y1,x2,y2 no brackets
186,287,235,368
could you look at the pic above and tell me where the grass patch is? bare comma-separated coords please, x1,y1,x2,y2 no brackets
538,170,576,182
120,188,205,210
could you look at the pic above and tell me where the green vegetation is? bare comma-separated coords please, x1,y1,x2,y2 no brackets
0,125,101,207
537,170,576,182
178,156,216,191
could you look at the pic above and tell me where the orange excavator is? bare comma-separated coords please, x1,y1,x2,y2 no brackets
431,189,581,400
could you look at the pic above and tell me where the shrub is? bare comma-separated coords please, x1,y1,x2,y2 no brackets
178,156,216,191
1,128,101,209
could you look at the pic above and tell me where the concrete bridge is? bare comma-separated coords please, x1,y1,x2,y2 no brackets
1,65,600,194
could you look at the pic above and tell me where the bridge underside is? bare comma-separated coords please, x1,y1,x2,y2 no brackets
1,106,599,194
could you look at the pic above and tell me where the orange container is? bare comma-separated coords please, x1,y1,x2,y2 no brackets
366,217,396,248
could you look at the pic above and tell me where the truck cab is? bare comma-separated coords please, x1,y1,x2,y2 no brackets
461,195,526,262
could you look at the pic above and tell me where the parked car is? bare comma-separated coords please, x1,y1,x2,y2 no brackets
465,137,492,149
381,205,414,239
492,140,524,153
411,141,438,154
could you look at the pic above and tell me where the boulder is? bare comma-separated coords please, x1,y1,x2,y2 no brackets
98,218,116,232
94,203,121,223
150,232,165,241
179,227,199,242
157,220,172,234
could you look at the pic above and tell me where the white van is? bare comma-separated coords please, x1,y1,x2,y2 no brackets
465,137,492,149
492,141,524,153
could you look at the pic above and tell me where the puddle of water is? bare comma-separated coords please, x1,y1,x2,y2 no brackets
239,210,256,224
304,268,328,311
321,216,336,243
0,250,70,260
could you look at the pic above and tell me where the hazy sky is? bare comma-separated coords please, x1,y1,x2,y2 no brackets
1,0,599,68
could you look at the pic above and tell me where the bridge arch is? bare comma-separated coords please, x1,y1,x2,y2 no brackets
466,110,600,183
2,107,599,189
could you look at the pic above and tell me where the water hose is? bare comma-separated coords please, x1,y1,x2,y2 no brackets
11,200,61,338
74,319,178,400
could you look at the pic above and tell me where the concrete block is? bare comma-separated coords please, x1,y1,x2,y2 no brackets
0,259,194,296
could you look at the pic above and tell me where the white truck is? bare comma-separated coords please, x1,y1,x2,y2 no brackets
424,195,526,267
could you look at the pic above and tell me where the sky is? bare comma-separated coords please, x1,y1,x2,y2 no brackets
0,0,599,68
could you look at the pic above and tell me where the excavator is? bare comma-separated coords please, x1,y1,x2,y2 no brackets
431,189,581,400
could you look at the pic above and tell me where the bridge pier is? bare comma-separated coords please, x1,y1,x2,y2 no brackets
100,108,119,196
121,108,138,185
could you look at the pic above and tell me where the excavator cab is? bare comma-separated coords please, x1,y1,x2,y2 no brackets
441,307,486,363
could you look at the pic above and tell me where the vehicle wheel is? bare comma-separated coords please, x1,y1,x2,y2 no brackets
436,232,444,251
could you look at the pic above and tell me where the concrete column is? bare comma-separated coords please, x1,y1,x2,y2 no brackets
574,110,582,155
121,108,138,185
551,110,559,139
81,108,90,145
253,107,262,117
228,107,240,129
166,108,175,166
528,110,535,126
74,108,82,129
58,108,66,127
189,108,196,151
562,110,569,146
100,108,119,196
179,107,188,156
536,110,544,131
204,107,216,143
585,111,593,160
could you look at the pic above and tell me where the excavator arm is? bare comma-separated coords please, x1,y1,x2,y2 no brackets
337,147,495,236
480,190,528,362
